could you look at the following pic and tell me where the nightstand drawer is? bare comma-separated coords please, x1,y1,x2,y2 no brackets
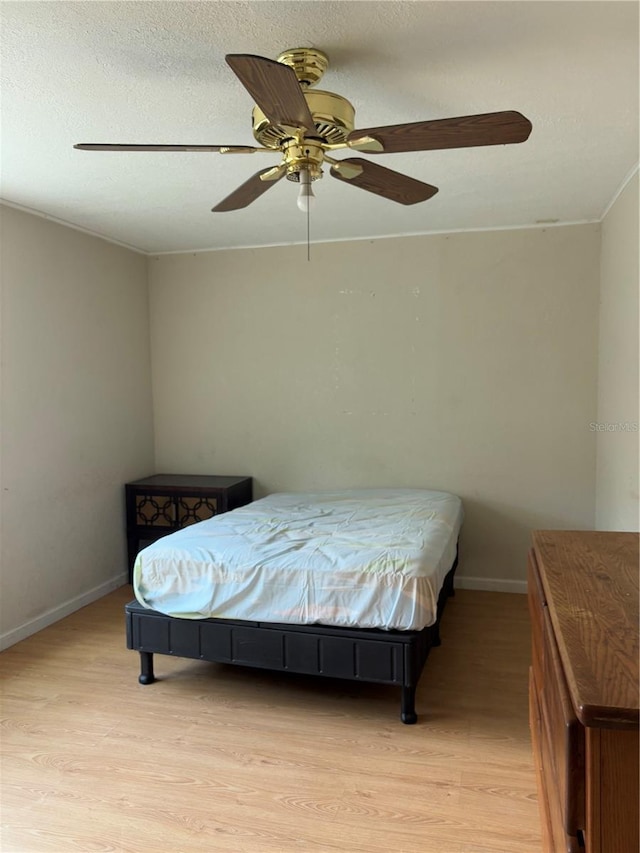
135,493,177,527
134,493,220,527
177,495,218,526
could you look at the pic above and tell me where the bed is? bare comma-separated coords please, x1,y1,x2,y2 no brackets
125,488,463,723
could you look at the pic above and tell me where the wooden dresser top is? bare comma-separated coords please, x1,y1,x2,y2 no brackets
532,530,639,729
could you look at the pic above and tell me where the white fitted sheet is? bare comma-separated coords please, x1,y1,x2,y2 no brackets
133,488,463,631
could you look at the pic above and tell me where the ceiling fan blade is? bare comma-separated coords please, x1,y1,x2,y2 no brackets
74,144,257,152
330,158,438,205
226,54,315,132
212,165,286,212
348,111,532,153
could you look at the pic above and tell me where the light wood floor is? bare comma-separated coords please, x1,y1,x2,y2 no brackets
1,587,541,853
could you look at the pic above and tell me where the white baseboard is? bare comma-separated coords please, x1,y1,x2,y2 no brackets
0,572,128,651
455,576,527,594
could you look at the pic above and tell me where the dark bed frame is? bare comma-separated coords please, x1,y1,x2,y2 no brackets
125,552,457,724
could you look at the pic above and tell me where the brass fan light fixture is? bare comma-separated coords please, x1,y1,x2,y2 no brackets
74,48,533,213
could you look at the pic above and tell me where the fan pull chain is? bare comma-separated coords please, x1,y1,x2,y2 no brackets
307,193,310,262
306,149,311,262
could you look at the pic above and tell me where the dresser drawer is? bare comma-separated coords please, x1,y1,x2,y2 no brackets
530,669,582,853
539,694,582,853
528,550,546,694
541,607,585,836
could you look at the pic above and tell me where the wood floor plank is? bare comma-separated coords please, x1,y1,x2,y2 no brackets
1,586,541,852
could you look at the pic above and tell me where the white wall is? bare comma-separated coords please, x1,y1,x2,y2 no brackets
0,206,154,648
595,171,640,531
149,224,601,588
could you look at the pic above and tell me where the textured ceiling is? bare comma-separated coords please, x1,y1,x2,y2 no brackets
1,1,638,253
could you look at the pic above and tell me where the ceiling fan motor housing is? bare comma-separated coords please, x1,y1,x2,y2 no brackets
252,90,356,150
253,89,356,181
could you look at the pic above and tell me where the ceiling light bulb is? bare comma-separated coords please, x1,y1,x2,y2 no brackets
297,168,315,213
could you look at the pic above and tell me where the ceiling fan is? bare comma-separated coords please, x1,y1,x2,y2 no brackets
74,48,532,213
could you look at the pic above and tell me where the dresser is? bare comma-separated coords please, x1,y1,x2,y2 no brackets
125,474,252,581
528,530,639,853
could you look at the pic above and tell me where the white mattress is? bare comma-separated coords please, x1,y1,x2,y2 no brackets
133,488,463,631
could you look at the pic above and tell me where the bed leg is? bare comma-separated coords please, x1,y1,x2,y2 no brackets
432,622,442,647
401,685,417,724
445,570,455,598
138,651,155,685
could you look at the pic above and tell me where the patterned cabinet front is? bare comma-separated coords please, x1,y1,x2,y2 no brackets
133,493,220,527
135,493,176,527
125,474,252,581
176,495,218,526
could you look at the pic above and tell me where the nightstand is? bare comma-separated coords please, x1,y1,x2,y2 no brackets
125,474,252,582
